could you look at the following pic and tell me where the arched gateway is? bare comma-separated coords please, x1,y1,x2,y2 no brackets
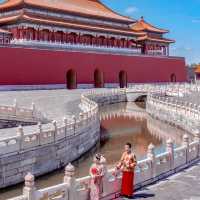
170,73,177,82
94,69,104,88
119,70,128,88
66,69,77,89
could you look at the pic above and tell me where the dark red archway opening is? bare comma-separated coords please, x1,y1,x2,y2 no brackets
119,70,128,88
170,73,176,83
94,68,104,88
66,69,77,89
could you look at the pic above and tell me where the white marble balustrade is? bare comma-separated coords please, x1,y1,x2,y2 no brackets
146,93,200,133
3,82,200,199
10,39,142,55
0,84,197,157
8,84,200,200
0,100,47,123
8,135,200,200
0,100,98,155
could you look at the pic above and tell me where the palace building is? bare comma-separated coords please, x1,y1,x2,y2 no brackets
0,28,12,44
0,0,187,89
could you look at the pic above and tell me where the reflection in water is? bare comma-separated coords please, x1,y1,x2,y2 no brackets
0,102,186,199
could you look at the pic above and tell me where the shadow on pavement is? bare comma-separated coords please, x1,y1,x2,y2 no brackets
132,193,155,199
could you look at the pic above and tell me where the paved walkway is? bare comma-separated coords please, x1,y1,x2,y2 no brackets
0,89,85,138
0,89,84,120
0,88,111,139
119,161,200,200
172,91,200,105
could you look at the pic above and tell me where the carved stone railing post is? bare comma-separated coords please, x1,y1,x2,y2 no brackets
38,122,42,146
17,125,24,151
79,113,84,126
23,173,36,200
166,138,174,170
52,120,57,142
13,98,18,116
63,117,68,138
147,143,156,179
183,134,189,163
31,102,36,118
72,115,76,135
194,130,200,156
63,163,77,200
100,156,108,196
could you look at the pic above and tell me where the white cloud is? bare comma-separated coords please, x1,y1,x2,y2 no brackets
124,6,139,15
184,47,192,51
171,46,192,52
192,19,200,23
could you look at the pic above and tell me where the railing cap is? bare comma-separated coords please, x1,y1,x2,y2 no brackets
148,143,155,150
167,138,173,144
65,163,75,173
52,120,57,126
25,172,34,182
17,125,24,136
24,172,35,188
183,134,189,139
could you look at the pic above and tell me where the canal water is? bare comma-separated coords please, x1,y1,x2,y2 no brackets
0,102,187,199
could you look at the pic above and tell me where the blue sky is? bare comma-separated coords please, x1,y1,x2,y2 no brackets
102,0,200,65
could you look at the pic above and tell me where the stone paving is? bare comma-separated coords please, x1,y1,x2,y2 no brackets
0,89,84,119
0,88,111,139
119,161,200,200
0,89,85,138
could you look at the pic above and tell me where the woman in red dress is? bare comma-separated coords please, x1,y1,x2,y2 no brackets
116,143,137,198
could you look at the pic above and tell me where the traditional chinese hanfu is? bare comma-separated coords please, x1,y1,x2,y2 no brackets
89,163,104,200
117,151,137,197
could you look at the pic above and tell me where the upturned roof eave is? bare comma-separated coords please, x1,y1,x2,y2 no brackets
0,0,136,24
137,36,175,43
0,13,143,37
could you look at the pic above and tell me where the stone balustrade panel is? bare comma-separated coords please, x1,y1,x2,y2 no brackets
39,129,56,145
155,152,171,177
16,108,33,119
0,103,47,123
188,142,199,162
56,126,66,141
0,105,15,116
174,147,187,169
76,176,91,200
36,183,68,200
103,169,122,197
0,136,20,155
22,133,40,150
134,159,152,185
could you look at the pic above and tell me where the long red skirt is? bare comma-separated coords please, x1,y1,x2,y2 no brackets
121,171,134,196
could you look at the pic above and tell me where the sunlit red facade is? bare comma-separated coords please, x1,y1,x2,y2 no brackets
0,0,186,88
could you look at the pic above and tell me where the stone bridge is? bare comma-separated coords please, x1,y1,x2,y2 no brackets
126,91,147,102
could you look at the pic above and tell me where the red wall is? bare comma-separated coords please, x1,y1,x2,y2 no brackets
0,46,187,85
